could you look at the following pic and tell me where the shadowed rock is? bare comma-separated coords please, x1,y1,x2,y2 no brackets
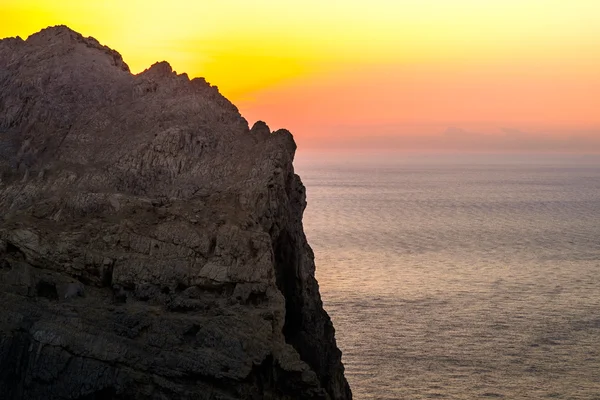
0,25,351,400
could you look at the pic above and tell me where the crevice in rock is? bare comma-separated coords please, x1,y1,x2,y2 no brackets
208,236,217,255
101,264,113,288
0,332,32,399
111,285,128,304
175,282,188,293
183,324,200,342
5,241,25,261
248,355,275,397
245,354,327,400
274,229,303,340
273,222,351,399
246,291,268,306
36,281,58,300
274,226,336,393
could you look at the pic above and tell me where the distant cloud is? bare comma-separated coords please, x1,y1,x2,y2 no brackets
305,126,600,153
439,127,600,153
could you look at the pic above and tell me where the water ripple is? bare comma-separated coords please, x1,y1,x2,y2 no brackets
299,161,600,400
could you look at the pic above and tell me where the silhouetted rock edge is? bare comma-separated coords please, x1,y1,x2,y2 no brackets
0,26,352,400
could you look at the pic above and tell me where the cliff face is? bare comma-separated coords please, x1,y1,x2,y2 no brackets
0,26,351,400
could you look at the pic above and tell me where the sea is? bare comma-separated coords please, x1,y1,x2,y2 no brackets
295,153,600,400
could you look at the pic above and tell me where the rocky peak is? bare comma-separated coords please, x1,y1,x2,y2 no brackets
26,25,130,72
140,61,175,79
30,24,83,42
251,120,272,139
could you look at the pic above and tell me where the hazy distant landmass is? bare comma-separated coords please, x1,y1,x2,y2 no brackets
439,126,600,153
298,125,600,153
0,26,350,400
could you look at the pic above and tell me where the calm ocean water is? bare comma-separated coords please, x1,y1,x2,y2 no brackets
295,154,600,400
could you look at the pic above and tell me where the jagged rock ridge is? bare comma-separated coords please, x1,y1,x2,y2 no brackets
0,26,351,400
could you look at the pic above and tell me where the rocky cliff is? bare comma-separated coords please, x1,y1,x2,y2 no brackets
0,26,351,400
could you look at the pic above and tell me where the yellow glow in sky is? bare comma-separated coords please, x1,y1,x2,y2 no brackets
3,0,600,97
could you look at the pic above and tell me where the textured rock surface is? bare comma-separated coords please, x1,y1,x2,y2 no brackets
0,26,351,400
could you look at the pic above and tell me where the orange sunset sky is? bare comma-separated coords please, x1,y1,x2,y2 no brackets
2,0,600,152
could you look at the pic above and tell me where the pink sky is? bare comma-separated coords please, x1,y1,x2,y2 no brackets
239,62,600,152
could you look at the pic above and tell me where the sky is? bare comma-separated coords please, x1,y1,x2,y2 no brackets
2,0,600,152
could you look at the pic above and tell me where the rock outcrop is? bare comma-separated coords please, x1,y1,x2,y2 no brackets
0,26,351,400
